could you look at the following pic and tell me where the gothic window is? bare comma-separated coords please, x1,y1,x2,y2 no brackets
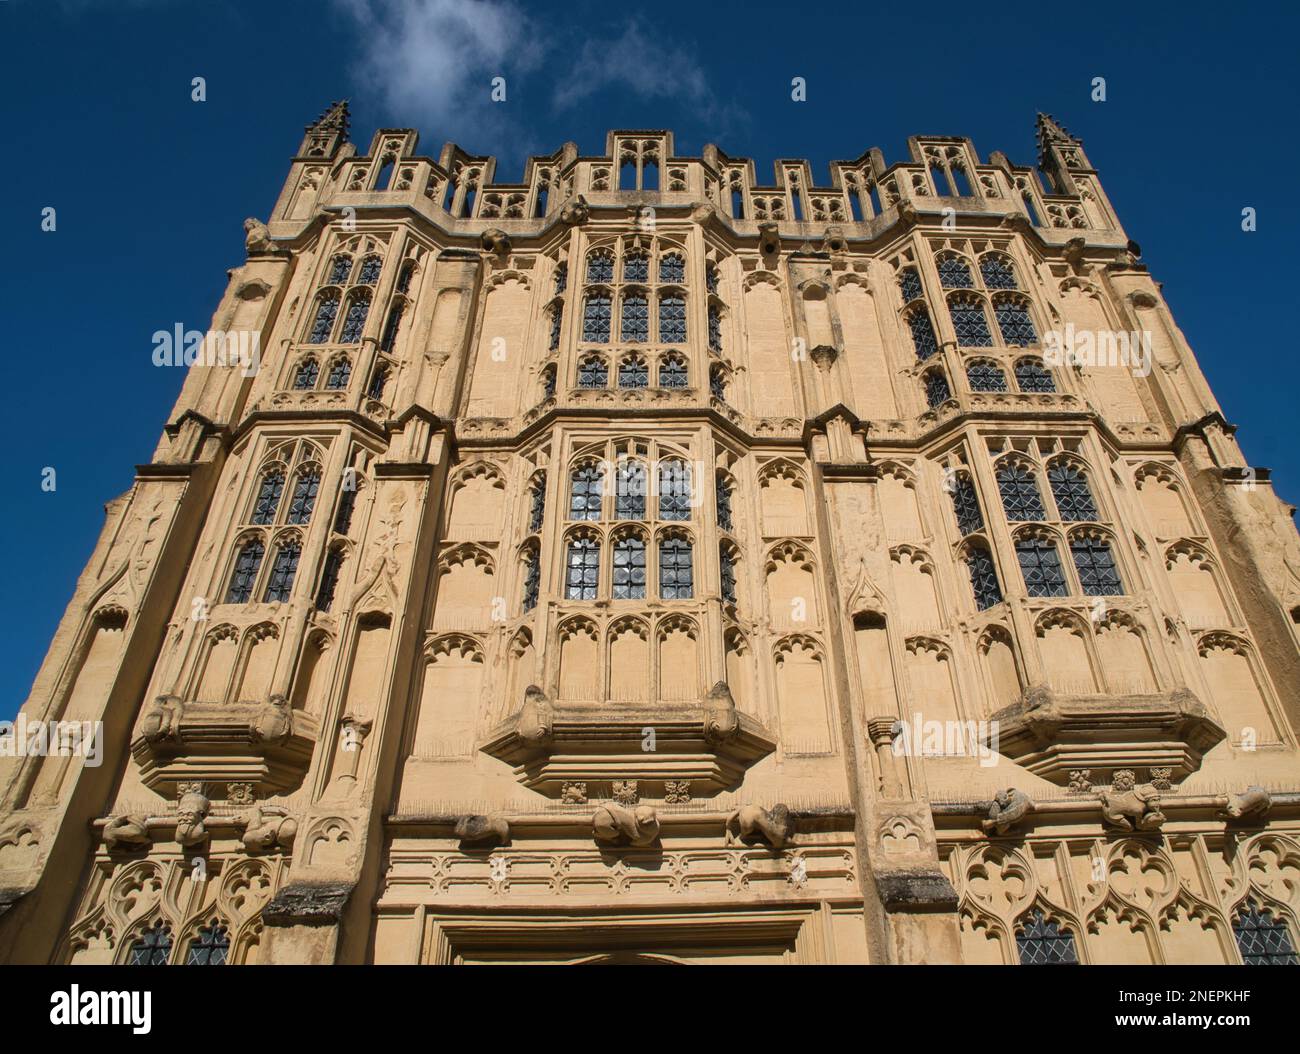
950,475,983,534
186,921,231,966
659,354,688,389
586,251,614,284
286,468,320,525
948,294,993,346
621,295,649,342
995,296,1038,346
1015,909,1078,966
1016,535,1067,597
315,547,344,612
659,460,691,520
1233,900,1299,965
334,485,357,535
378,302,404,353
937,255,975,289
577,354,608,388
541,364,557,400
710,364,727,400
397,263,415,295
263,538,301,602
899,267,924,303
127,920,172,966
324,356,351,390
1048,463,1098,521
308,294,339,343
659,295,687,343
293,358,320,390
907,309,939,360
327,255,353,285
529,473,547,532
612,532,648,599
967,360,1008,392
623,252,649,283
1070,532,1123,595
251,470,285,525
708,304,722,353
616,460,647,519
720,543,737,603
998,463,1046,521
619,354,649,388
553,262,568,295
569,463,604,520
1015,356,1056,392
923,369,951,408
659,254,686,283
705,264,720,294
225,539,265,603
367,364,389,401
565,536,600,600
659,536,694,599
582,294,611,342
356,255,382,285
716,475,733,531
967,544,1003,610
522,546,540,611
339,293,370,343
548,306,563,351
979,254,1018,290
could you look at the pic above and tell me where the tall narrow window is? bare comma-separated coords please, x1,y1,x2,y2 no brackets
908,310,939,360
659,537,694,599
324,356,351,391
548,306,563,351
899,267,924,303
612,533,647,599
286,469,321,525
659,460,691,520
128,920,172,966
357,255,382,285
707,304,722,353
529,473,547,532
1048,463,1098,521
315,548,344,612
251,470,285,525
553,262,567,295
293,358,320,390
716,476,733,531
621,295,649,342
731,187,745,219
339,294,370,343
924,369,951,408
1015,909,1078,966
226,539,265,603
998,463,1046,521
569,463,604,520
1015,357,1055,392
659,296,687,343
720,544,737,603
334,486,357,535
522,546,540,611
308,294,339,343
582,294,611,342
659,355,688,388
1071,533,1123,595
949,294,993,346
950,475,983,534
367,364,389,401
1233,900,1299,965
396,263,415,295
616,461,646,519
186,921,231,966
328,255,353,285
378,303,404,353
565,536,600,600
623,252,649,283
577,355,607,389
995,297,1038,346
263,539,301,602
1016,536,1067,597
967,545,1003,610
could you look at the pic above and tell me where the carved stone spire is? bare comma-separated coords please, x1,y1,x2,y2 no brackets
298,100,351,159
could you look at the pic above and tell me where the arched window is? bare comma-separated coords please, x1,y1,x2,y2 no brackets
997,462,1046,521
612,532,647,599
315,547,344,612
937,255,975,289
1233,900,1299,965
950,475,983,534
948,294,993,346
327,255,353,285
979,255,1018,290
226,539,265,603
967,360,1008,392
586,251,614,284
907,310,939,360
397,262,416,295
522,546,540,611
339,292,370,343
582,294,611,342
923,369,951,408
577,354,607,389
967,545,1003,610
623,252,649,283
621,295,649,342
548,306,563,351
709,364,727,400
334,485,357,535
263,538,301,602
286,468,320,524
293,358,320,390
367,364,389,401
1015,535,1067,597
1070,532,1123,595
659,460,691,520
186,921,230,965
659,536,693,599
1015,909,1078,965
659,254,686,283
127,920,172,965
720,543,737,603
1015,356,1055,392
615,460,646,519
707,304,722,353
324,356,351,390
528,473,547,532
618,355,649,389
569,463,604,520
378,302,404,354
898,267,924,303
995,296,1038,346
356,255,382,285
251,470,285,525
715,475,733,531
308,294,339,343
658,354,688,388
565,536,600,600
1048,462,1098,521
659,295,687,343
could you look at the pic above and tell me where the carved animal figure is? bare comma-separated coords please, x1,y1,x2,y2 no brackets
560,195,589,225
822,225,847,254
243,217,275,254
174,790,211,847
1098,770,1166,832
454,814,510,846
252,693,292,745
103,814,150,851
703,681,739,742
725,803,796,849
1219,786,1272,822
982,789,1035,836
480,228,511,255
592,802,659,846
518,685,552,743
139,695,184,742
241,805,298,852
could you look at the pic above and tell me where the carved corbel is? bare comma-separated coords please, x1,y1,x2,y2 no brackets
480,228,511,256
758,221,780,256
454,813,510,846
592,802,659,846
1218,786,1271,823
103,814,151,852
981,789,1035,836
724,803,796,848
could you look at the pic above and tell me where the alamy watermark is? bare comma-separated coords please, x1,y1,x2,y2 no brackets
1041,324,1152,378
892,713,1000,768
152,325,260,377
0,715,103,766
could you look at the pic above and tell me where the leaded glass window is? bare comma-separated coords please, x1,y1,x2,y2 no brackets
226,540,265,603
998,463,1046,521
1048,463,1098,521
659,461,691,520
1016,536,1067,597
710,365,726,400
899,267,924,303
569,463,604,520
950,475,983,535
1015,909,1078,965
316,548,343,612
128,920,172,966
334,486,356,535
949,294,993,346
339,294,370,343
616,461,646,519
967,361,1008,392
186,922,230,965
720,544,737,603
286,469,320,525
582,295,611,342
379,303,404,353
577,355,607,388
367,364,389,401
995,297,1038,346
1071,534,1123,595
397,264,414,295
522,547,540,611
708,304,722,353
659,296,687,343
1233,900,1299,965
548,306,563,351
968,545,1003,610
356,255,382,285
251,471,285,525
586,252,614,283
612,534,647,599
924,370,951,408
659,537,694,599
980,255,1018,290
293,358,319,390
308,295,339,343
716,476,733,531
619,355,648,388
621,295,649,342
565,537,600,599
908,310,939,360
529,474,547,532
328,255,353,285
937,256,975,289
623,252,649,283
263,539,301,602
1015,357,1056,392
324,356,351,390
659,355,687,388
659,254,686,283
553,262,567,294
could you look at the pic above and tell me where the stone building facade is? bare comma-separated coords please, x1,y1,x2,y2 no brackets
2,107,1299,965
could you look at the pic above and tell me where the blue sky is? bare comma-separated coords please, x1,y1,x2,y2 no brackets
2,0,1297,719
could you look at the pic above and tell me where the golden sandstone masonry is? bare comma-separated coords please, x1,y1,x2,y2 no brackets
1,106,1299,965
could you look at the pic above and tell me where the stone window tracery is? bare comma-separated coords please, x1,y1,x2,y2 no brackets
1069,530,1123,596
127,920,172,966
1015,533,1067,597
185,920,231,965
1015,356,1055,392
967,544,1003,610
1233,900,1299,965
1015,909,1078,965
659,353,688,388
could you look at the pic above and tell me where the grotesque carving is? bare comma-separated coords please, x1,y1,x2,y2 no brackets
243,217,276,254
703,681,739,743
174,787,211,847
518,685,552,744
103,815,151,851
690,202,716,224
560,194,589,225
1098,770,1166,832
592,802,659,846
982,789,1035,836
725,804,796,849
758,221,780,256
454,814,510,846
822,225,848,254
241,805,298,852
139,694,184,742
1219,786,1272,822
251,693,292,745
480,228,511,255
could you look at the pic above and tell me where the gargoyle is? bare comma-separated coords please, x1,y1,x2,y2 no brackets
518,685,552,744
454,814,510,846
822,225,848,254
139,694,184,742
103,814,151,851
703,681,739,743
560,195,589,225
982,789,1035,836
1219,786,1271,822
481,228,511,255
758,221,780,256
725,804,796,849
593,802,659,847
1098,770,1166,832
243,217,276,254
251,693,292,745
174,789,211,847
241,805,298,852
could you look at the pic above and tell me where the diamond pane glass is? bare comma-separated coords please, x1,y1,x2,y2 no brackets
967,361,1008,392
899,267,924,303
582,295,611,342
186,922,230,966
1233,901,1300,965
339,295,370,343
577,355,607,388
569,464,604,520
263,539,301,602
612,535,647,599
996,298,1038,346
128,921,172,966
1016,910,1078,965
659,296,687,342
659,255,686,283
1016,537,1067,597
908,311,939,360
328,255,353,285
308,295,339,343
980,256,1018,290
949,295,993,346
659,356,687,388
586,252,614,283
937,256,975,288
286,469,320,525
293,359,320,390
924,370,951,408
325,357,351,390
1015,357,1056,392
659,461,692,520
621,296,649,342
624,253,649,283
951,476,983,535
968,545,1003,610
356,256,382,285
659,538,693,599
716,477,733,531
619,356,649,388
225,540,265,603
998,464,1046,521
565,538,600,599
1071,535,1123,595
616,461,646,519
316,548,343,612
1048,463,1098,521
251,471,285,525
